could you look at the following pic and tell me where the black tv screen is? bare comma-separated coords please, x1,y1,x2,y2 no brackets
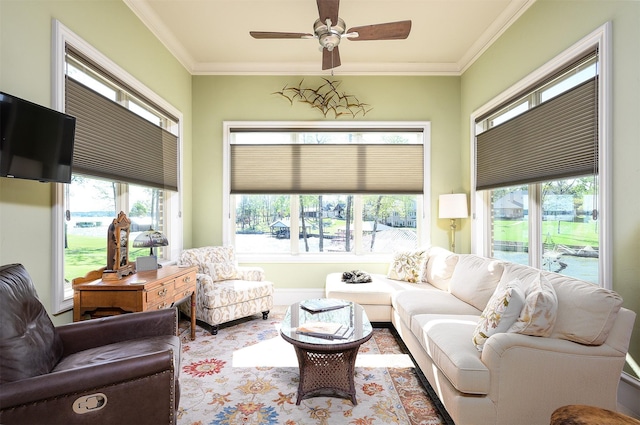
0,91,76,183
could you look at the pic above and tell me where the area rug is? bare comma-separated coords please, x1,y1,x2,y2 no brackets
177,308,450,425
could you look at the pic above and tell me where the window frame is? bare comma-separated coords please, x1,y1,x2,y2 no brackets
223,121,431,263
51,20,184,313
470,22,612,288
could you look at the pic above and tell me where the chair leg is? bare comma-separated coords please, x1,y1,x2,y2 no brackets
211,324,219,335
262,311,270,320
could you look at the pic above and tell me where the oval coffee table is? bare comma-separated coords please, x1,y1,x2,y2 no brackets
280,299,373,405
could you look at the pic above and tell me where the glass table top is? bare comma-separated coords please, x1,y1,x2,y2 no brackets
280,299,373,346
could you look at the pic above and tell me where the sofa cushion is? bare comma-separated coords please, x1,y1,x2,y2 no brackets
449,255,505,311
0,264,64,384
508,273,557,337
199,279,274,309
387,250,426,283
544,271,623,345
179,246,236,273
236,266,266,281
473,278,526,351
420,246,458,290
392,288,481,330
204,261,238,281
53,335,181,382
411,314,490,395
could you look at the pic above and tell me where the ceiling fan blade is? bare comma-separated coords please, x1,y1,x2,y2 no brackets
317,0,339,26
347,20,412,40
322,46,341,70
250,31,313,39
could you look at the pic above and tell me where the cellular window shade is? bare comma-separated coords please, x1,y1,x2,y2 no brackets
65,76,178,191
231,143,423,194
476,77,597,191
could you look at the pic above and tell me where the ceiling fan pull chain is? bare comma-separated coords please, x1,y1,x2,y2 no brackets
331,51,334,76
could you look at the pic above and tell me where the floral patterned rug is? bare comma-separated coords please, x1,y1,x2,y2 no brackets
177,308,448,425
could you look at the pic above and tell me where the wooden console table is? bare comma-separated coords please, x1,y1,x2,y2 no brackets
73,265,198,340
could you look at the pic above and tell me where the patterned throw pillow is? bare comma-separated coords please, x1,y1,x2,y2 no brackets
473,278,526,351
508,273,558,336
387,250,427,283
204,261,238,282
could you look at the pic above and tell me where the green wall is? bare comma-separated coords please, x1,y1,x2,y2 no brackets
460,0,640,379
191,75,463,289
0,0,193,325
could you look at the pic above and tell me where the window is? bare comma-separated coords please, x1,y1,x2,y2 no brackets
472,24,611,287
51,21,183,313
223,122,430,260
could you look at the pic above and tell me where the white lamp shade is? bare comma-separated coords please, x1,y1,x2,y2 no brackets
439,193,469,219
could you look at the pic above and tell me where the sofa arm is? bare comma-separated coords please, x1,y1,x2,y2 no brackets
56,308,178,356
483,332,626,359
0,350,175,423
236,266,265,281
481,332,625,414
0,350,174,408
196,272,215,286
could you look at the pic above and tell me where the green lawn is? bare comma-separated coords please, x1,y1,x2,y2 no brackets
493,219,599,248
65,234,149,282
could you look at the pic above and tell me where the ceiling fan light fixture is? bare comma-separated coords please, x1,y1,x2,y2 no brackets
314,17,345,51
249,0,411,70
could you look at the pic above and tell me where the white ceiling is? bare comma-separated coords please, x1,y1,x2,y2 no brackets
123,0,536,75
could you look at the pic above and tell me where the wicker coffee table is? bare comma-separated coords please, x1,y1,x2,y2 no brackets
280,299,373,405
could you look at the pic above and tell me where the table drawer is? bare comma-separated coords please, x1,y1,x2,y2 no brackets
146,280,175,305
174,272,196,298
174,271,195,288
148,299,173,311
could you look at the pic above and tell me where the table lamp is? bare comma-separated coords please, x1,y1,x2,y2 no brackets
133,229,168,270
438,193,468,252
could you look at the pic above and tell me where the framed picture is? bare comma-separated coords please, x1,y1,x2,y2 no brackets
107,211,134,277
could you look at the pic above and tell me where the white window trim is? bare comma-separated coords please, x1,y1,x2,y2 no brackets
222,121,432,264
50,19,185,313
470,22,612,288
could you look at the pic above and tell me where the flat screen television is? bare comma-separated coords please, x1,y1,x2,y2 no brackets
0,91,76,183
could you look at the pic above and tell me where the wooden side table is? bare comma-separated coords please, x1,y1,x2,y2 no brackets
73,265,198,340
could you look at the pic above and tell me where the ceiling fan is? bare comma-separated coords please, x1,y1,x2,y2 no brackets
249,0,412,70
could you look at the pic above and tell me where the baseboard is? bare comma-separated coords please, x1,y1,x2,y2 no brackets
273,288,324,306
618,372,640,419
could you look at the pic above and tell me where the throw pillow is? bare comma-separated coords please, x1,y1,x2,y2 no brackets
508,273,558,337
387,250,427,283
472,278,526,351
204,261,238,282
202,246,236,264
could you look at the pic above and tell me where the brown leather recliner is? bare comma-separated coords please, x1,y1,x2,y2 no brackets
0,263,181,425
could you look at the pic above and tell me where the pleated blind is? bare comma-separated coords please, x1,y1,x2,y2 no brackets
231,143,424,194
65,76,178,191
476,76,597,191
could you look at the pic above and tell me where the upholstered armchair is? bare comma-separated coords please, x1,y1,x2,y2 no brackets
0,263,181,425
178,246,274,334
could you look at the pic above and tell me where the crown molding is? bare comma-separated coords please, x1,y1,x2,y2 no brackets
125,0,537,77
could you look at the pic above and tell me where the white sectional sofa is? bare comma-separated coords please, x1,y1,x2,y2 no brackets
325,247,636,425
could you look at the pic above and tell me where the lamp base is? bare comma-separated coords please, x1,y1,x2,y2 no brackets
449,218,457,253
